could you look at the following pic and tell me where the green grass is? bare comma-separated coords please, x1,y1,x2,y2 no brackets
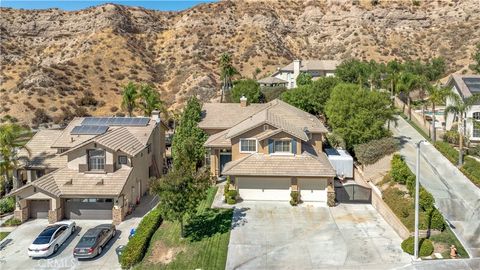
399,113,431,141
0,232,9,241
136,186,233,270
434,141,480,187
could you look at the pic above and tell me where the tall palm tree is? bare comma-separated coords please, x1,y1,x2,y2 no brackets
139,84,164,117
219,53,238,103
425,84,450,142
121,82,138,117
397,72,424,120
0,123,31,194
444,93,480,165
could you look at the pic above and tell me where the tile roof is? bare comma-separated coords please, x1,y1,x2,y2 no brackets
447,74,480,100
17,130,67,169
95,127,145,156
199,103,269,129
280,60,340,72
204,129,231,148
11,167,133,197
222,152,336,177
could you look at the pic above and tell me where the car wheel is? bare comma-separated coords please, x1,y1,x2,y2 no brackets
98,246,102,255
71,226,76,234
112,229,116,238
54,244,59,253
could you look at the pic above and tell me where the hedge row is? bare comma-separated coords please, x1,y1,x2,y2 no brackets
434,142,480,187
354,137,399,165
120,207,163,269
401,236,434,257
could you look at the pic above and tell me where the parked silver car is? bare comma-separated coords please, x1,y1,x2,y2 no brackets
73,224,116,259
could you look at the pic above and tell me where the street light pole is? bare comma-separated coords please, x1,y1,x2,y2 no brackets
414,140,427,260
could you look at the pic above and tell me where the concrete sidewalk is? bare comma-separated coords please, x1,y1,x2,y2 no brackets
392,116,480,257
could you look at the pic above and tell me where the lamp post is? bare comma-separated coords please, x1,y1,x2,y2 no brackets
414,140,427,259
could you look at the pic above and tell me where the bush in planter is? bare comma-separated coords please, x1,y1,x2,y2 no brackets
0,197,15,215
401,236,434,257
427,208,445,231
227,198,236,205
120,207,162,269
226,190,237,205
223,176,231,200
290,191,300,206
2,218,21,227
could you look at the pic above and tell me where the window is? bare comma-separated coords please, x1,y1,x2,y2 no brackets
239,139,257,153
118,155,128,165
88,149,105,171
473,119,480,138
474,112,480,120
274,140,291,153
263,124,269,131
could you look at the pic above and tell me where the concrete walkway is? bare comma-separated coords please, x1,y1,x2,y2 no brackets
392,116,480,257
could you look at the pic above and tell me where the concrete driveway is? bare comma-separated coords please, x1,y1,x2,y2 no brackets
0,195,158,270
226,202,412,270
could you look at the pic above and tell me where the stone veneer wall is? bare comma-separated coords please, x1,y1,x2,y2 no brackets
112,206,125,225
48,208,63,224
14,207,28,223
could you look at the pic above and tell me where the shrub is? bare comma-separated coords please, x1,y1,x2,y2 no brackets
185,209,232,241
32,108,51,126
419,188,434,211
225,188,237,205
354,137,399,165
390,154,414,185
2,218,21,227
427,208,445,231
0,197,15,215
227,190,237,199
227,198,236,205
326,132,346,149
290,191,300,206
434,141,458,164
461,157,480,187
467,144,480,157
443,130,460,145
401,237,434,257
120,207,162,269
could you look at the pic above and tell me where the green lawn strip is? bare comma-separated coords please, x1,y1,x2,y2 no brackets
0,232,9,241
429,227,468,258
137,186,232,270
434,141,480,187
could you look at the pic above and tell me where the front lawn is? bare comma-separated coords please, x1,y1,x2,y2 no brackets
136,187,233,270
0,232,9,241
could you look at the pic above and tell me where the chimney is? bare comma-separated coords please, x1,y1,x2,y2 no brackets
240,96,248,107
293,59,301,87
151,110,160,124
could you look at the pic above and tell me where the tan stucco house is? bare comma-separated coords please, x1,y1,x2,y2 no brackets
199,98,336,203
10,113,167,224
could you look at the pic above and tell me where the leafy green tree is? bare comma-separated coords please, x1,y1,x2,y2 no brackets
470,43,480,74
261,86,287,102
0,123,31,194
296,72,313,86
325,83,395,150
425,84,451,141
230,79,262,103
121,82,138,117
335,59,371,86
426,57,446,82
171,97,207,171
152,167,210,237
219,53,239,103
138,84,164,116
444,93,480,165
281,77,339,115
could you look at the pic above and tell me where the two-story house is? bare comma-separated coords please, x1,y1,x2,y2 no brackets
199,98,336,203
258,59,340,89
10,113,167,224
445,74,480,143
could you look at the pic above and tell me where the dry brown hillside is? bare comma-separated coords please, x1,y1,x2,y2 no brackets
1,0,479,126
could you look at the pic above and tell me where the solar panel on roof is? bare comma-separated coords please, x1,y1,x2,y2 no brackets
71,125,108,135
463,78,480,94
80,117,150,127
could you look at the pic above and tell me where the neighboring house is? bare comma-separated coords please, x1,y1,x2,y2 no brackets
199,98,336,203
10,112,167,224
445,74,480,143
258,59,340,89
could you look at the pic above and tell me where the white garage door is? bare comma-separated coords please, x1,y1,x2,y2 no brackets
237,177,291,201
298,178,327,202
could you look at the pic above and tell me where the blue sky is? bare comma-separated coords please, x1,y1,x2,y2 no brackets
0,1,217,11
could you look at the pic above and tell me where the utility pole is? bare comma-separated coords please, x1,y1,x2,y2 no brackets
414,140,427,259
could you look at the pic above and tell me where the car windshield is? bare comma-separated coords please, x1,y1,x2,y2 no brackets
33,236,51,245
78,236,97,246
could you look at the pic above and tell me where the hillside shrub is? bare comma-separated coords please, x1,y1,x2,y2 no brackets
401,237,434,257
120,207,162,269
354,137,399,165
0,197,15,215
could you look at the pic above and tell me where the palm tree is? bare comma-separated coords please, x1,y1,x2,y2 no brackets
139,84,164,117
397,72,424,120
121,82,138,117
425,84,451,142
219,53,238,103
0,123,31,194
444,93,480,165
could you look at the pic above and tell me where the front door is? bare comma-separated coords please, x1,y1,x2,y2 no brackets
219,153,232,175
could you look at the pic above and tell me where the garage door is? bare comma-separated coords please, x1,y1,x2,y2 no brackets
237,177,291,201
65,199,113,220
298,178,327,202
29,200,50,219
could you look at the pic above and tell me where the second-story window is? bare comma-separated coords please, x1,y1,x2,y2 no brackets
274,140,291,153
88,149,105,171
118,155,128,165
239,139,257,153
